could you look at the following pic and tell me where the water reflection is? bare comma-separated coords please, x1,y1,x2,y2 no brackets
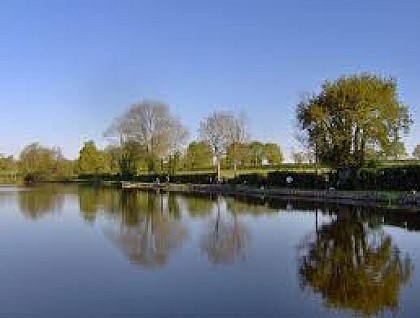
200,197,248,264
18,186,65,219
226,196,279,216
2,185,420,315
104,191,188,268
298,207,413,316
78,186,122,222
183,194,215,217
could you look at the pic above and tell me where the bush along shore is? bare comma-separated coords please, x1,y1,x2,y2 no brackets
75,170,420,210
77,165,420,191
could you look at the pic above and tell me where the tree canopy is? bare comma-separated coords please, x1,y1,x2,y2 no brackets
297,74,412,168
0,155,16,171
19,143,65,181
184,141,214,170
225,141,283,166
199,111,249,180
78,141,105,175
105,100,189,172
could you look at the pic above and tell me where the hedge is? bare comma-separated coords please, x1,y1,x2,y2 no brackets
78,165,419,191
230,171,333,189
357,166,420,191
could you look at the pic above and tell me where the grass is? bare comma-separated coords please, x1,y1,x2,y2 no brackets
151,164,332,177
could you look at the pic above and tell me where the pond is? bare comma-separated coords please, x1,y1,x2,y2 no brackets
0,185,419,317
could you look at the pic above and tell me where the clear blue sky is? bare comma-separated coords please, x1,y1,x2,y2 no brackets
0,0,419,160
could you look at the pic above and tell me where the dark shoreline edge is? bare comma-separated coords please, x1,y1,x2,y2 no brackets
75,181,420,212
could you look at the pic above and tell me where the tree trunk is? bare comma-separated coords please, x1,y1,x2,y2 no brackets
216,156,221,183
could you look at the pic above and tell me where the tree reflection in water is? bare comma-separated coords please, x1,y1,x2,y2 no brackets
78,186,122,223
201,196,248,264
183,194,215,218
104,191,187,268
298,208,413,316
18,186,65,219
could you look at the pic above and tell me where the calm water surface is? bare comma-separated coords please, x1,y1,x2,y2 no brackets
0,185,419,317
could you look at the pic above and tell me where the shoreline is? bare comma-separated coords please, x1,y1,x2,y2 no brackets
89,181,420,211
7,179,419,211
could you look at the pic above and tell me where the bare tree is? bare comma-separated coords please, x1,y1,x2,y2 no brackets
199,111,247,182
105,100,189,172
227,111,249,176
103,116,131,146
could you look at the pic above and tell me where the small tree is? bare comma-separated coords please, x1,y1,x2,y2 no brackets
226,142,248,167
19,143,57,181
199,111,236,181
292,151,305,164
227,112,249,176
413,144,420,160
118,141,146,178
0,155,16,171
103,145,123,174
185,141,214,170
263,143,283,165
247,141,265,166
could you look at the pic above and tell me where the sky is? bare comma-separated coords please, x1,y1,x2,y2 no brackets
0,0,419,160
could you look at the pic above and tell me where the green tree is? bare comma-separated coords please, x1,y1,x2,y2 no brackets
226,112,249,175
77,141,105,175
246,141,264,166
225,142,248,168
19,143,57,181
0,155,16,171
297,74,412,168
118,140,147,177
370,138,407,160
167,151,182,176
51,147,76,179
54,158,77,179
263,143,283,165
413,144,420,159
103,145,123,174
185,141,214,170
386,138,407,159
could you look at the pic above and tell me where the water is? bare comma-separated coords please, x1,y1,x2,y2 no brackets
0,185,419,317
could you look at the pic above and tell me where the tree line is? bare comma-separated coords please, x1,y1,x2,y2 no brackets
76,101,284,181
1,73,419,182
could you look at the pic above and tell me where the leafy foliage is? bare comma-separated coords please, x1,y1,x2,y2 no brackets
184,141,214,170
78,141,106,175
19,143,71,181
0,155,16,171
297,74,412,168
